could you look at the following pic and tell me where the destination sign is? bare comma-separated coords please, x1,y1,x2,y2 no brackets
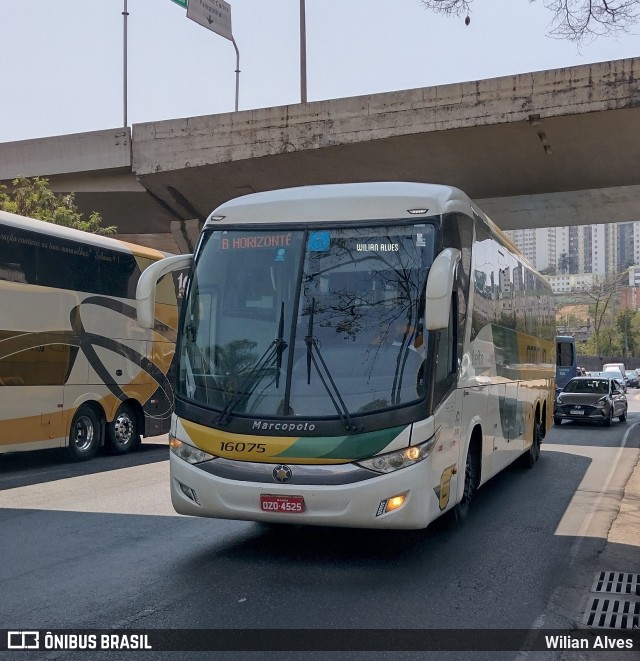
220,234,292,250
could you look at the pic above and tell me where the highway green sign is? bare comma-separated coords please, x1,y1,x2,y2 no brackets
171,0,188,8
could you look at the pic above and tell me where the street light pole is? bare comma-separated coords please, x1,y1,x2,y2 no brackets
300,0,307,103
232,37,240,112
122,0,129,127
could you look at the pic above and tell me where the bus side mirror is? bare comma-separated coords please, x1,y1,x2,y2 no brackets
424,248,461,331
136,254,193,329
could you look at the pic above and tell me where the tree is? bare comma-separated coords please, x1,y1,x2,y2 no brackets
0,176,116,235
418,1,639,43
557,252,571,274
576,271,627,355
617,308,635,358
630,311,640,357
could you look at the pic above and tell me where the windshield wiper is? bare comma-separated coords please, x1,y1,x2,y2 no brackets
306,299,315,385
216,303,287,426
275,301,285,388
390,321,416,405
305,297,360,432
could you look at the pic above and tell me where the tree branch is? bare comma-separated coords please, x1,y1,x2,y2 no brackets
418,1,639,43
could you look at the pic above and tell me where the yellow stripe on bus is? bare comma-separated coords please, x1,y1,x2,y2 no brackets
180,418,346,465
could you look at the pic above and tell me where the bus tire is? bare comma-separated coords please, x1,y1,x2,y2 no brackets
106,403,141,455
523,420,541,469
67,406,100,462
451,448,478,526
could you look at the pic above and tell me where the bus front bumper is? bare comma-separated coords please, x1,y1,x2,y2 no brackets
169,453,438,530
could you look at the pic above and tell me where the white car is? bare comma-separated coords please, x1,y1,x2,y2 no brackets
602,367,627,392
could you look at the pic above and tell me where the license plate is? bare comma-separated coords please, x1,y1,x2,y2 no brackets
260,494,305,513
571,409,585,415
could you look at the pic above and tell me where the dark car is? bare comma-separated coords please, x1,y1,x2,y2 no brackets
625,370,639,388
554,376,627,426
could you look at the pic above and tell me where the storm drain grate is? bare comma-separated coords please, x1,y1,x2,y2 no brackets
583,596,640,629
590,571,640,596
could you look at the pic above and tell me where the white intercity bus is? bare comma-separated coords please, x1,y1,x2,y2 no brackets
137,183,556,528
0,209,185,460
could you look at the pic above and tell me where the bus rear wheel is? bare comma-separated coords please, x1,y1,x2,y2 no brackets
67,406,100,462
106,404,141,455
523,420,541,468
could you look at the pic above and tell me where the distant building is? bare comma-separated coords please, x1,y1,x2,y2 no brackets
627,266,640,288
620,287,640,310
506,227,556,272
544,272,596,294
505,221,639,276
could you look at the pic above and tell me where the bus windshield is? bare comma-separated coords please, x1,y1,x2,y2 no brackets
177,223,436,423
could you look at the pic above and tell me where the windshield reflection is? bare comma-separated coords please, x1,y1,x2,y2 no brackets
289,228,432,416
177,224,435,422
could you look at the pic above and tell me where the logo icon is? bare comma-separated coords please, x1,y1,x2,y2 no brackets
8,631,40,650
272,464,293,484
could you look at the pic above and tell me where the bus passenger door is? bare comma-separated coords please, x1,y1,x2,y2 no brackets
36,334,69,443
486,382,507,472
496,381,524,470
484,377,527,473
465,381,520,478
0,333,65,447
9,333,69,446
145,340,176,435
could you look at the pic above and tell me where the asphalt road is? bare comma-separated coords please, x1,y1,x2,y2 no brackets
1,397,639,661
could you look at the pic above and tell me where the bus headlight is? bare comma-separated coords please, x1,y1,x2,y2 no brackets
357,436,436,474
169,436,215,464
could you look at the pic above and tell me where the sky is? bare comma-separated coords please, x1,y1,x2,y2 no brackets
0,0,638,143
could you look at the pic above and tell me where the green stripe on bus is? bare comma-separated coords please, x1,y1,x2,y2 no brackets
274,425,408,460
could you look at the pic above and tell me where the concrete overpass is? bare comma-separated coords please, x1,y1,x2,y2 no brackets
1,57,639,253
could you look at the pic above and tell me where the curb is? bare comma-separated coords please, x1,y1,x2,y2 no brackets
607,448,640,547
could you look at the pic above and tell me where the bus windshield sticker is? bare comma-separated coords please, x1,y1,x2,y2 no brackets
355,242,399,252
307,231,331,252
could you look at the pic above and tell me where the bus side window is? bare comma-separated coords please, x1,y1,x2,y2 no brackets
432,293,457,406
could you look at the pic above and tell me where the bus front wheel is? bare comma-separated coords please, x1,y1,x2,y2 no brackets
106,404,141,455
67,406,100,462
451,449,478,526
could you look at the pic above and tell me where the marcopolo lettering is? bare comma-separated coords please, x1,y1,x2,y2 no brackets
252,420,316,432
